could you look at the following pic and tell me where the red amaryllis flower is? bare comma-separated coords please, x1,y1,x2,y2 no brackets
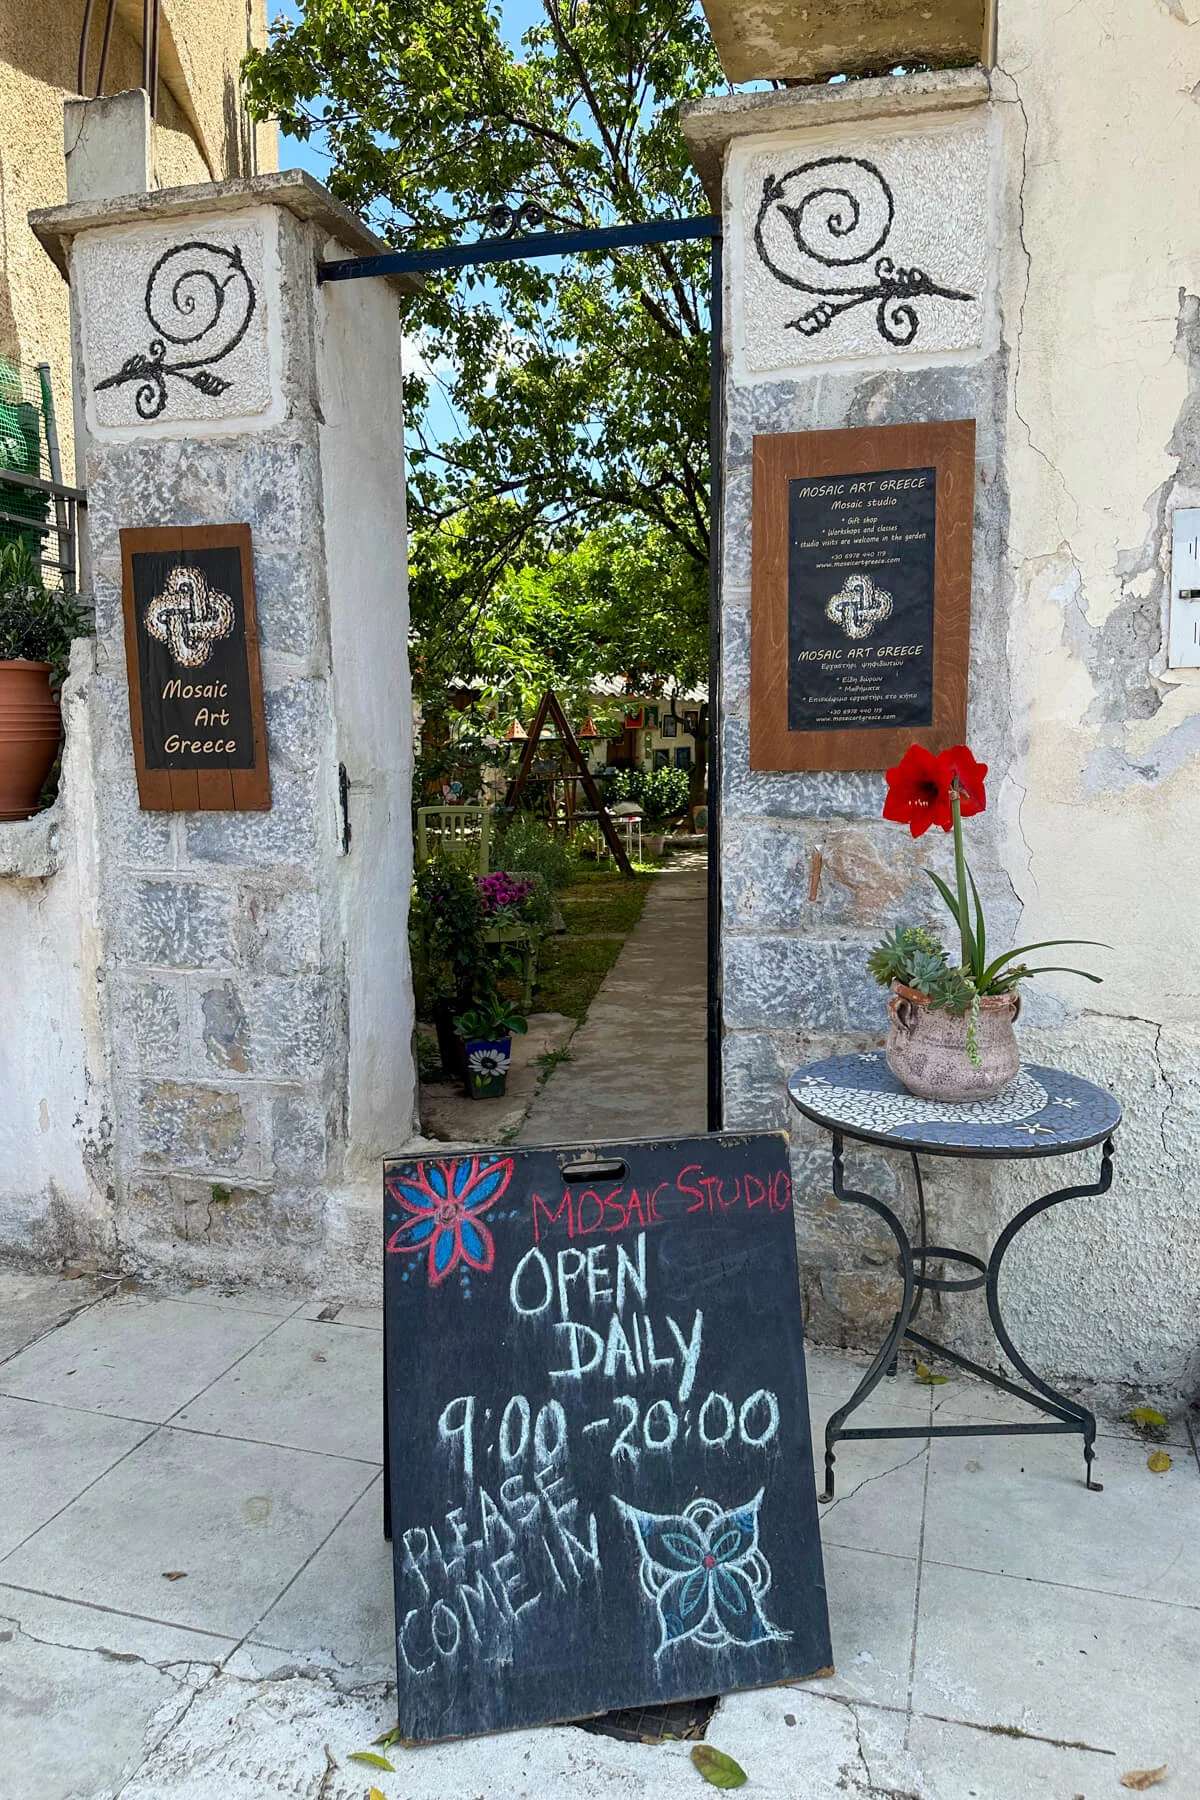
882,744,988,837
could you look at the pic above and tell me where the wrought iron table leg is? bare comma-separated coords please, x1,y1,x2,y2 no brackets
985,1137,1115,1492
821,1133,915,1502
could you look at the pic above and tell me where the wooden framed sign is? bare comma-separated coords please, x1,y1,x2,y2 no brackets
119,523,271,810
750,420,975,771
382,1132,832,1742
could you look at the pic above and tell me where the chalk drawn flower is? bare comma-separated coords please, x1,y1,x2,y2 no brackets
385,1156,512,1286
614,1490,790,1657
467,1047,510,1080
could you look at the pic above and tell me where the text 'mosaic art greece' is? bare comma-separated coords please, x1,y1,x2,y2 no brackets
382,1134,831,1741
119,523,271,811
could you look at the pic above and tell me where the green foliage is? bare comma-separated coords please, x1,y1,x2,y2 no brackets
866,925,978,1019
453,997,529,1039
496,814,575,891
242,1,723,701
536,1045,573,1083
411,854,492,1011
605,763,691,821
0,545,88,674
866,925,945,991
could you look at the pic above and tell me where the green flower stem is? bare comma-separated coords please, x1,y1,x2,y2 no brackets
951,783,972,973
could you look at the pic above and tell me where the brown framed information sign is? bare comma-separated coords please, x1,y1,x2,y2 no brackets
119,524,271,811
750,420,975,772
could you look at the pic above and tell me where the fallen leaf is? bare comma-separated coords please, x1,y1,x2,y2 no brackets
1147,1450,1172,1474
691,1744,747,1788
348,1751,395,1772
161,1571,187,1581
369,1790,387,1800
1120,1767,1167,1790
1127,1406,1168,1431
915,1362,949,1386
373,1724,403,1748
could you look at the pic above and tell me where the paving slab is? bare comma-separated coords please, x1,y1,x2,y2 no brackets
0,1293,284,1421
110,1671,897,1800
901,1712,1115,1800
171,1314,382,1462
517,859,707,1144
0,1583,232,1800
911,1557,1200,1775
0,1424,376,1639
240,1473,393,1680
0,1267,117,1362
0,1394,151,1558
813,1542,919,1713
924,1425,1200,1603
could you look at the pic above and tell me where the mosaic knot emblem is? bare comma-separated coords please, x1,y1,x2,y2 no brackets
144,565,236,668
615,1490,790,1658
825,571,893,640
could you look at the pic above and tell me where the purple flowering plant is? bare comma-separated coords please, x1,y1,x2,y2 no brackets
476,872,535,923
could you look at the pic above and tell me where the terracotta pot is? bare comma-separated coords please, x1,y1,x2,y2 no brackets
886,981,1021,1103
0,661,61,821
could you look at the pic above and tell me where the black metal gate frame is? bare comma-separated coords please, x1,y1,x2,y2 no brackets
318,215,725,1130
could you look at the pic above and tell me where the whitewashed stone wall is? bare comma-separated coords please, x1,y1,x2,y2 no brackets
0,174,416,1292
687,45,1200,1402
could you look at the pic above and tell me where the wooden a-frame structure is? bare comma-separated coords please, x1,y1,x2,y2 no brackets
503,688,633,877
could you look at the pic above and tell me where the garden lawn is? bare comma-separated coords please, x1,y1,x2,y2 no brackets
509,871,654,1020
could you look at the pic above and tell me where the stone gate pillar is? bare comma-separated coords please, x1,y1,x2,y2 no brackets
29,170,418,1291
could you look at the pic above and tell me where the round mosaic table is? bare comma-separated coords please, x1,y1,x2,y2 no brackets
787,1052,1121,1500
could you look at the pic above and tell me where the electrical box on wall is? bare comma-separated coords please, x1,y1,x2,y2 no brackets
1168,509,1200,669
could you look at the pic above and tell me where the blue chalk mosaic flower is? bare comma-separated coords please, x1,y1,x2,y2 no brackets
615,1490,790,1658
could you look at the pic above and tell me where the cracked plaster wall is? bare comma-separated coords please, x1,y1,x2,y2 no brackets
709,16,1200,1400
0,184,417,1295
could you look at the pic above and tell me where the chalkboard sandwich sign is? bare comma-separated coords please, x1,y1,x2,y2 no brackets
751,420,975,772
119,523,270,811
382,1131,832,1743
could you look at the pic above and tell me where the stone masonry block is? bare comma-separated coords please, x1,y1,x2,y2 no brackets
253,548,323,658
234,884,322,974
84,435,325,572
125,978,184,1070
721,603,750,715
197,976,336,1079
723,818,941,934
201,981,250,1073
723,936,884,1032
264,679,327,772
722,719,885,821
184,766,321,868
722,1025,881,1131
135,1080,248,1167
124,881,235,969
271,1093,329,1179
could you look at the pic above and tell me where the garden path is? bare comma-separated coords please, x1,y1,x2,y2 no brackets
516,847,708,1144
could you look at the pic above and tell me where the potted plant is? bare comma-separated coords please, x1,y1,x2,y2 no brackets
0,545,85,820
411,856,494,1077
867,744,1103,1102
453,995,529,1099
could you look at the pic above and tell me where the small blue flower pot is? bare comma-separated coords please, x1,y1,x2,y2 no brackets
462,1035,512,1099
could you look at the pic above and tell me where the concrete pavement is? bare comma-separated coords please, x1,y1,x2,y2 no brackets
1,1266,1197,1797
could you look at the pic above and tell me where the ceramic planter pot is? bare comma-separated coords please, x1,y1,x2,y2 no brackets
0,661,61,820
463,1035,512,1099
886,982,1021,1103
